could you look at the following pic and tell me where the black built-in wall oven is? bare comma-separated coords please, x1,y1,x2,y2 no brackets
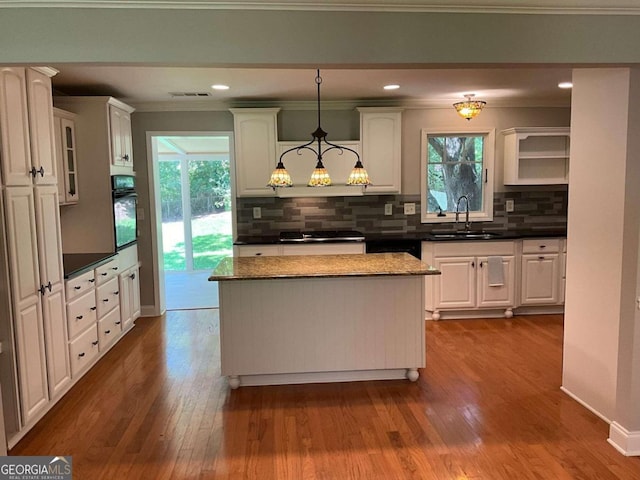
111,175,138,251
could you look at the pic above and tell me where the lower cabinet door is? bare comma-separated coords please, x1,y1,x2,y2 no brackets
521,254,560,305
69,325,100,378
434,256,476,309
42,285,71,398
98,307,122,352
477,256,515,308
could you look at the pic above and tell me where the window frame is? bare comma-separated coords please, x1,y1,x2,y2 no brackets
420,128,495,224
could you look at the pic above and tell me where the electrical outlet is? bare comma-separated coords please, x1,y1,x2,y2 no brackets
404,203,416,215
253,207,262,219
505,199,515,213
384,203,393,216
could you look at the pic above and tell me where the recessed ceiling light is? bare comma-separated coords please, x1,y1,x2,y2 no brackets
558,82,573,89
383,84,400,90
211,84,230,90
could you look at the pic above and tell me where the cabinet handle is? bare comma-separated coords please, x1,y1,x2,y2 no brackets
471,261,475,268
90,306,97,311
538,256,545,260
101,272,108,276
78,352,85,358
130,273,136,280
103,298,109,302
113,291,119,295
115,321,121,325
539,245,546,249
255,253,262,256
112,266,119,271
46,281,52,292
123,154,129,161
76,315,83,320
479,261,484,268
89,278,96,283
30,166,38,178
38,285,46,295
105,329,111,335
92,340,99,347
74,285,82,290
38,166,45,177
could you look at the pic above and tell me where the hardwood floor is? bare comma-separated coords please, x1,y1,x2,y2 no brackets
11,311,640,479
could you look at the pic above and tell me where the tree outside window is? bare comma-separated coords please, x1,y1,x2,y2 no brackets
421,129,495,223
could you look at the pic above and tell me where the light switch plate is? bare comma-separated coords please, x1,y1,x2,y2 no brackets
385,203,393,216
505,199,515,212
253,207,262,219
404,203,416,215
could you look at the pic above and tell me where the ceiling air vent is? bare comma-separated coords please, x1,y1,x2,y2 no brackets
169,92,212,98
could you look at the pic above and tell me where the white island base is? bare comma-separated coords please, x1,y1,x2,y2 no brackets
218,274,426,389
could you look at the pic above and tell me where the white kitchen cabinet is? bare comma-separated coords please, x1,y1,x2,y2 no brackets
231,108,280,197
69,324,100,378
234,244,282,257
0,67,58,187
109,103,134,169
358,107,402,194
119,266,140,331
520,238,561,305
423,240,516,320
53,108,79,205
2,185,71,424
502,127,570,185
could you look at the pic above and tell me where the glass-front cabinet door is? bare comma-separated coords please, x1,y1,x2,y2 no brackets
53,107,79,205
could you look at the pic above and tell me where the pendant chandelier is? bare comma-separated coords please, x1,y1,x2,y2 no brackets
453,94,486,121
267,69,371,189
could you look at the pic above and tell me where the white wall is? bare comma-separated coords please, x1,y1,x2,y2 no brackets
563,68,640,424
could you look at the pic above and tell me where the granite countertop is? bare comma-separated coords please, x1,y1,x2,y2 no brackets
208,252,440,281
63,252,117,279
234,229,567,245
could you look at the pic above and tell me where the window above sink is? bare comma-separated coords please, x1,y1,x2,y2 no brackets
420,128,495,224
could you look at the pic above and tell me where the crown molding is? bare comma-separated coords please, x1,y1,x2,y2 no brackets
1,1,639,15
131,97,570,113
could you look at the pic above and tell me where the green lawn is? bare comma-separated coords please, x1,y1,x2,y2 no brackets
162,212,232,271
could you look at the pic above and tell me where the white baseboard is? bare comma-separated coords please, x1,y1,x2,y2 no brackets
141,305,164,317
608,422,640,456
425,305,563,321
232,368,413,388
560,386,611,423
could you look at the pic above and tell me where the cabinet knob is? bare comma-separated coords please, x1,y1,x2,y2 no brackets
130,273,136,279
112,266,119,271
92,340,99,347
114,291,119,295
101,272,108,276
38,285,46,295
479,261,484,268
90,306,97,311
76,315,83,320
538,256,545,260
78,352,85,358
38,166,45,177
471,261,475,268
103,298,109,302
46,281,52,292
115,321,121,325
105,329,111,335
89,278,96,283
74,285,82,290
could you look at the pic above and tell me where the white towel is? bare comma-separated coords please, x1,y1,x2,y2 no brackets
487,256,504,287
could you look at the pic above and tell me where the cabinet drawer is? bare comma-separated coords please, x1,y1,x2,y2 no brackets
69,325,99,378
235,244,281,257
98,307,122,352
66,270,96,301
95,258,120,285
67,290,97,340
96,277,120,318
522,238,561,254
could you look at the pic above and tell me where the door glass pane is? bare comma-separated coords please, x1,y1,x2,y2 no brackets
65,126,73,148
67,151,74,171
189,158,232,270
160,160,185,271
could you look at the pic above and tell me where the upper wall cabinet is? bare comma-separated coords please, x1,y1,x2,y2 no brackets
358,107,403,194
53,108,79,205
502,127,570,185
109,102,134,171
231,108,280,197
0,67,58,187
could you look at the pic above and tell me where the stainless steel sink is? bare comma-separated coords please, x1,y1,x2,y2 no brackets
430,232,502,240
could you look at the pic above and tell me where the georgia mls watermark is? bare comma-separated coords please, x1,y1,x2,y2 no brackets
0,456,72,480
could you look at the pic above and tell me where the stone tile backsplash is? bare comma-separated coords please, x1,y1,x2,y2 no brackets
236,187,568,237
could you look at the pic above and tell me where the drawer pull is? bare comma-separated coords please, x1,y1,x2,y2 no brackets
92,340,99,347
76,315,83,320
115,321,121,325
538,256,545,260
112,266,119,271
103,298,109,302
105,329,111,335
74,285,82,290
78,352,85,358
539,245,546,249
101,272,108,276
113,290,119,295
89,278,96,283
255,253,262,256
90,306,97,311
130,273,136,280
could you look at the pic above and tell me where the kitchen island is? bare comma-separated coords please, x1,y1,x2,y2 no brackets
209,253,439,389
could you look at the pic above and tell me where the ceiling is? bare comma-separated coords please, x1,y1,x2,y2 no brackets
51,65,575,111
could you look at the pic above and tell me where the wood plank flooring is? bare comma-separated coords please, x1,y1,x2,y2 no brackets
11,311,640,479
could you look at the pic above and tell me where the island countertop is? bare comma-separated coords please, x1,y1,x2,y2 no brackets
208,252,439,281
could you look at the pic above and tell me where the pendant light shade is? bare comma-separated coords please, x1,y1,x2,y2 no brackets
267,160,292,188
267,69,371,189
453,94,486,121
